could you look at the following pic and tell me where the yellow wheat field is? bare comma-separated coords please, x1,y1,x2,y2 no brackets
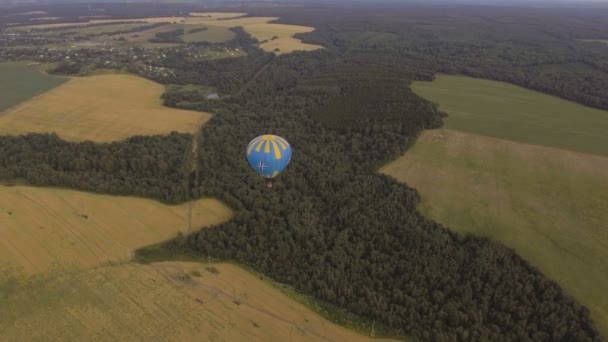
14,12,322,54
0,74,211,142
0,185,396,341
0,185,232,274
0,261,397,342
146,15,322,54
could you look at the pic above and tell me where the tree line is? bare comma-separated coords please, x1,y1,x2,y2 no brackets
0,133,191,203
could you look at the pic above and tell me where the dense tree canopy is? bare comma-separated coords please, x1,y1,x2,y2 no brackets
0,133,191,203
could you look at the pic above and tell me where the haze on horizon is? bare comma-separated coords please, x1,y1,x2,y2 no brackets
1,0,608,5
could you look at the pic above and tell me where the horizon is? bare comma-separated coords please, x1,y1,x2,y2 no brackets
1,0,608,5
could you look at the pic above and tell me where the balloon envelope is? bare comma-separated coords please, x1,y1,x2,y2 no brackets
246,135,292,179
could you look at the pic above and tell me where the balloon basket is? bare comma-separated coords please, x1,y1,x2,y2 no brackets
266,180,273,188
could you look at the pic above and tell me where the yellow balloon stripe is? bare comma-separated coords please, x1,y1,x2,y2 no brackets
255,139,266,152
275,139,287,149
248,135,290,157
271,140,282,159
247,137,263,155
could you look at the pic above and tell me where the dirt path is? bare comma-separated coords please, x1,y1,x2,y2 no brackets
187,130,202,233
235,58,273,97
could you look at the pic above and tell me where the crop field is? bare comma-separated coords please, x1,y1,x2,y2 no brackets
411,75,608,156
181,25,236,43
13,12,322,54
0,185,233,274
380,129,608,334
0,74,212,142
0,261,391,342
0,62,67,111
12,12,245,29
16,22,150,36
0,185,385,341
148,16,321,54
116,23,234,44
386,75,608,334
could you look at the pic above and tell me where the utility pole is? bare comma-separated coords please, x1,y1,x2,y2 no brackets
188,200,192,234
371,320,375,338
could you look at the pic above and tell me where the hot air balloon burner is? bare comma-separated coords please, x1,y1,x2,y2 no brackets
266,179,273,188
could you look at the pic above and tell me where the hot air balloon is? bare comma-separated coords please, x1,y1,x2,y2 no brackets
246,135,292,188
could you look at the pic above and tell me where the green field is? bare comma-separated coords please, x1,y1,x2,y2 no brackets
382,129,608,335
181,25,235,43
411,75,608,156
0,62,67,111
11,22,153,36
383,75,608,335
94,23,234,44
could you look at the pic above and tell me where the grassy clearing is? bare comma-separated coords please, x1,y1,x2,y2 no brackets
181,25,235,43
411,75,608,156
380,129,608,335
0,185,232,274
117,23,234,44
0,74,211,142
0,261,392,341
14,12,322,54
0,62,67,111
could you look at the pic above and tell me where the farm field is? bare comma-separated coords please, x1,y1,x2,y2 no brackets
0,261,392,342
411,75,608,156
27,22,152,36
117,23,235,44
380,129,608,334
0,74,211,142
0,185,233,274
382,74,608,335
0,62,67,111
12,12,322,54
141,15,321,54
181,25,236,43
11,12,246,30
0,185,387,341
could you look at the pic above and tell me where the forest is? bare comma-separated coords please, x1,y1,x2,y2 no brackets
0,133,191,203
1,2,607,341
